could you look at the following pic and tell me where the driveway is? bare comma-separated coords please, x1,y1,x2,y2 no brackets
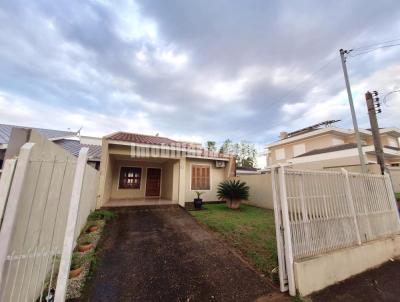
79,206,283,302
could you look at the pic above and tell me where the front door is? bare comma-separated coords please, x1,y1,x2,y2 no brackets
145,168,161,197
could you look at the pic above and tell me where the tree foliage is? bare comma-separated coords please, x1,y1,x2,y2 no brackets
219,139,257,168
206,141,216,151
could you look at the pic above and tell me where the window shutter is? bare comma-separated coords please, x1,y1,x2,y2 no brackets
191,165,210,190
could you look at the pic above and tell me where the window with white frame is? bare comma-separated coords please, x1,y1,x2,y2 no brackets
293,143,305,157
332,138,344,146
275,148,285,160
388,137,399,148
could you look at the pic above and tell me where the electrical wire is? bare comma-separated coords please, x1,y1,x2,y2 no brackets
383,89,400,105
352,38,400,51
350,43,400,57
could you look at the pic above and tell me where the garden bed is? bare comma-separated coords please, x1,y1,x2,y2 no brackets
190,203,278,279
40,210,116,301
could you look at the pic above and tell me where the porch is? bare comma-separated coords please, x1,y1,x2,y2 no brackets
99,151,182,207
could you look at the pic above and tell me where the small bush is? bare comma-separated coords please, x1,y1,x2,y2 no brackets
217,179,249,202
71,251,96,270
88,210,117,221
71,253,84,270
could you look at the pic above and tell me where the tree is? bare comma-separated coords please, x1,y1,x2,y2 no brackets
219,139,257,168
236,141,257,168
219,139,234,154
206,141,216,151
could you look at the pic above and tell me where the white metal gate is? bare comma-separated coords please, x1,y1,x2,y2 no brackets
0,130,98,302
272,166,400,296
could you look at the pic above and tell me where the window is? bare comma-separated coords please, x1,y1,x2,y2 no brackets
275,148,285,160
293,144,305,157
119,167,142,189
332,138,344,146
191,165,210,190
388,137,399,148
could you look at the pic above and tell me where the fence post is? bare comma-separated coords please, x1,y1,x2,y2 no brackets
383,173,400,222
341,168,362,245
0,143,34,293
271,167,288,292
278,166,296,296
0,159,17,227
54,148,88,302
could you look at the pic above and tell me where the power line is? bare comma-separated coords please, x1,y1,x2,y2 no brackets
350,43,400,57
352,38,400,51
383,89,400,105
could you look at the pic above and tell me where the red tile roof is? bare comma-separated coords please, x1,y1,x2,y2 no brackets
107,132,178,146
107,131,232,160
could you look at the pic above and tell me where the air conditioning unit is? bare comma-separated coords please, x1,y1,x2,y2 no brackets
215,161,226,168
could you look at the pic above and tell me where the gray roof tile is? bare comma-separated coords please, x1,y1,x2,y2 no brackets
0,123,76,144
54,139,102,161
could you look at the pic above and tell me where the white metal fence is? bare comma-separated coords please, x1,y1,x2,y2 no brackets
272,166,400,296
0,130,99,302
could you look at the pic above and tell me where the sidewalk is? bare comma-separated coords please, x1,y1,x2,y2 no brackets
311,259,400,302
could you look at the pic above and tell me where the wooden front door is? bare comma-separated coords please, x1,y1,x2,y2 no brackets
145,168,161,197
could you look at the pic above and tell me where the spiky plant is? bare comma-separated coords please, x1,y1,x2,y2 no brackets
217,179,249,203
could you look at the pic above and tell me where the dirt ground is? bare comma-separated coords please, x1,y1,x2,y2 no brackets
311,259,400,302
77,206,289,302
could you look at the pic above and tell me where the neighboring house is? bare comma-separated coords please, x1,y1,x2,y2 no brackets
236,166,261,175
265,121,400,171
0,124,102,172
55,139,102,169
97,132,235,208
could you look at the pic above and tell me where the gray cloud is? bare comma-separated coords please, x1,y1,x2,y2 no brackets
0,0,399,151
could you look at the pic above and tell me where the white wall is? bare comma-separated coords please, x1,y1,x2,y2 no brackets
294,235,400,296
236,172,273,209
184,158,226,202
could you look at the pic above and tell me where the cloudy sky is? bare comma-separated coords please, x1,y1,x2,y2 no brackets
0,0,399,165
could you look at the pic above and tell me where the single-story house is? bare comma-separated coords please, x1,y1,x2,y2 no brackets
96,132,236,208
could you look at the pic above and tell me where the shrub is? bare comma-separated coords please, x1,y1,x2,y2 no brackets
88,210,117,221
217,179,249,203
71,251,95,270
71,253,84,270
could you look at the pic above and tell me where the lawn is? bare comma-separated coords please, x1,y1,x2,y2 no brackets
190,203,277,277
396,192,400,201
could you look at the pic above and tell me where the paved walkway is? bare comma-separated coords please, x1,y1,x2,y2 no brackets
311,259,400,302
79,206,283,302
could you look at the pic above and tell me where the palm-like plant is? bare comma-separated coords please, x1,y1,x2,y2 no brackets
217,179,249,209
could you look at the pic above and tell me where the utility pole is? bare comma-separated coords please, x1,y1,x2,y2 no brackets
365,91,385,174
339,49,368,173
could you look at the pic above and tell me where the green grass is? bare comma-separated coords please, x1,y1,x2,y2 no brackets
190,203,277,276
395,192,400,201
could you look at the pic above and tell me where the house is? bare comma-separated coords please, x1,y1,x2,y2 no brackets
265,120,400,172
0,124,102,173
96,132,235,208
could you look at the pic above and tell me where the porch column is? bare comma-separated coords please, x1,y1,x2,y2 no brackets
178,157,186,207
96,138,109,208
